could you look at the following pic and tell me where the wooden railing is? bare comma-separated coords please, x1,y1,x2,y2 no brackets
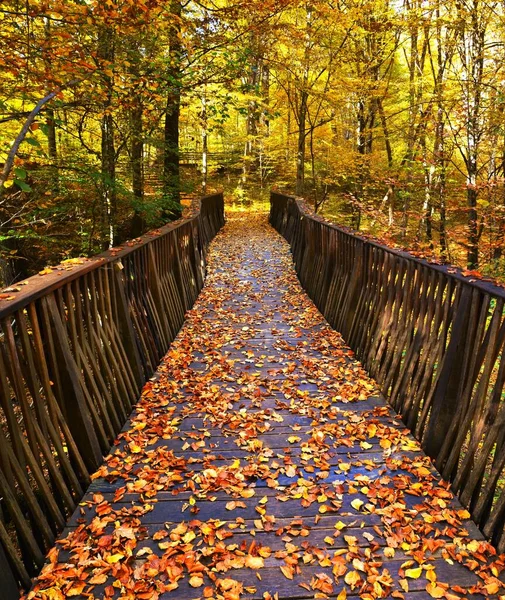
0,193,224,596
271,191,505,551
179,150,243,165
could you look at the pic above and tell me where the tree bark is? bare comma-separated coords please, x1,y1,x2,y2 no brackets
130,101,144,239
296,89,308,196
98,26,116,247
201,91,208,193
163,0,182,220
460,0,485,269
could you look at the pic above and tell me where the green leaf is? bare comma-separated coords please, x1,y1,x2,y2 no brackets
14,167,27,180
15,179,32,192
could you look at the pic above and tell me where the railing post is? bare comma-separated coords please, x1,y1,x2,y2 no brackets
423,285,473,460
113,263,145,388
43,295,103,470
342,241,365,340
147,244,172,350
0,540,21,600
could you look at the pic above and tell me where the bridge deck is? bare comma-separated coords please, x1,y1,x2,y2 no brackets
28,214,504,599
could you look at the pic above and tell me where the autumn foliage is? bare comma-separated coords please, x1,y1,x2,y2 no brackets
3,0,505,282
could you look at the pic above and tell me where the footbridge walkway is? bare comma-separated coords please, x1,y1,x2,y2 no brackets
2,192,505,599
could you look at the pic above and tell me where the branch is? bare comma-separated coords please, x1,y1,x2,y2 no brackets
0,112,32,124
0,80,78,193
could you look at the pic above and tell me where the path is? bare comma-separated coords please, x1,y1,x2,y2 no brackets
27,214,505,600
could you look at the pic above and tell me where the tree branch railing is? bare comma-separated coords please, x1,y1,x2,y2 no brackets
271,190,505,551
0,193,225,597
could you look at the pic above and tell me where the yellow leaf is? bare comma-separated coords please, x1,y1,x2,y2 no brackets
373,581,384,596
405,567,423,579
351,499,364,511
183,531,196,543
344,571,361,588
67,584,86,597
484,581,501,595
280,565,294,579
89,573,108,585
245,555,264,569
40,589,65,600
61,258,84,265
352,558,365,571
285,465,297,477
426,583,446,598
337,590,347,600
189,575,204,588
106,553,124,564
417,466,431,477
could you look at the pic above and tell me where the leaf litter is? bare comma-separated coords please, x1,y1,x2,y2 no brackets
26,213,505,599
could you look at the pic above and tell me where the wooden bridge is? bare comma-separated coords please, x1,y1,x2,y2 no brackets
2,192,505,599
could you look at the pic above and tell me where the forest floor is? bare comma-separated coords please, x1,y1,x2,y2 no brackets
26,213,505,600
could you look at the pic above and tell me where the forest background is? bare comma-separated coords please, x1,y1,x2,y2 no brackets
1,0,504,284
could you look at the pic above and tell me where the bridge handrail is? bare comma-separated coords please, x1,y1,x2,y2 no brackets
271,190,505,550
0,193,225,595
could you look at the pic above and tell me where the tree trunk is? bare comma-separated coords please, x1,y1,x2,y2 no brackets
433,2,450,261
296,89,308,196
286,78,291,162
420,130,434,248
130,101,144,239
163,0,182,220
259,63,270,187
44,18,59,191
243,34,263,183
378,98,395,224
46,108,59,191
467,182,479,268
494,146,505,261
98,26,116,247
353,99,367,230
402,4,422,240
201,92,208,193
458,0,484,269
